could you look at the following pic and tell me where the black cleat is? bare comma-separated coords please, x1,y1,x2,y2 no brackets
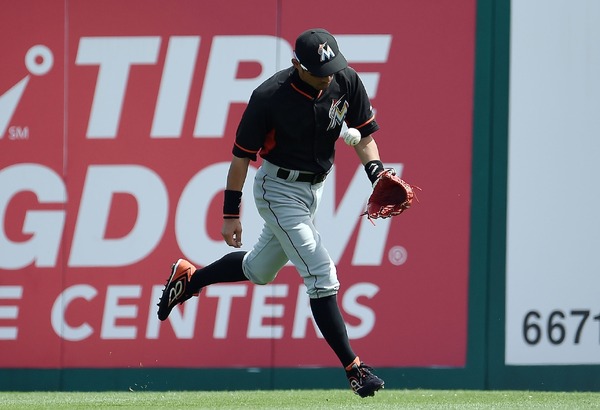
157,259,198,321
346,362,385,398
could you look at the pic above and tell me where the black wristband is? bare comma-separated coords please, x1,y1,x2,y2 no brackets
364,160,384,184
223,190,242,218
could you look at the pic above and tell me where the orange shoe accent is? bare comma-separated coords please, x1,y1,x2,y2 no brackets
345,356,361,372
157,258,197,321
166,259,196,307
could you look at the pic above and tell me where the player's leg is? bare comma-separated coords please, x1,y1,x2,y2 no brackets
264,213,383,396
242,223,289,285
254,171,339,296
255,173,347,353
263,212,358,366
311,294,384,397
157,251,248,321
158,179,290,322
254,168,384,397
189,251,248,289
157,228,289,322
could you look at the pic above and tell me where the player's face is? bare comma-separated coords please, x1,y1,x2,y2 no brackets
293,60,333,90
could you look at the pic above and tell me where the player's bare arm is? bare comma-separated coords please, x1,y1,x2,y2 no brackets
221,156,250,248
353,135,381,165
355,135,390,185
226,155,251,191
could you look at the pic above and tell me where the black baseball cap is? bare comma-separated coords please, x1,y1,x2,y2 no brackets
294,28,348,77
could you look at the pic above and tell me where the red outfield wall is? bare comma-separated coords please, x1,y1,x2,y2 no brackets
0,0,475,369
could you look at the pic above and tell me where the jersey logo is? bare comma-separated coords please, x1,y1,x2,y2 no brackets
318,42,336,62
327,95,348,131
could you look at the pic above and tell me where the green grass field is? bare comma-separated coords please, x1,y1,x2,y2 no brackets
1,390,600,409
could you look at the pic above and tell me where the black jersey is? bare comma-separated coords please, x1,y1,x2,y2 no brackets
233,67,379,174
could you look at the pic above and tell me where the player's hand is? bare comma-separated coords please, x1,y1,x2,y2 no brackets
221,218,243,248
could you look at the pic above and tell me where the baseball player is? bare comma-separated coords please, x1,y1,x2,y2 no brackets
158,28,389,398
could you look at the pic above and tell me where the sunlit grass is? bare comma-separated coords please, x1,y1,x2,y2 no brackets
1,389,599,409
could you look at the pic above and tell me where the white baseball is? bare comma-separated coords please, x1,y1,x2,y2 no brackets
343,128,361,146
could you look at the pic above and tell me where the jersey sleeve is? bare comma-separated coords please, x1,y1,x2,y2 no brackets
344,68,380,137
232,90,270,161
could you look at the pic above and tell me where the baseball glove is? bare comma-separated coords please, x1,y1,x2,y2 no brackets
363,169,419,220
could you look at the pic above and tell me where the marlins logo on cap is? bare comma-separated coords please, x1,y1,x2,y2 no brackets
294,28,348,77
318,42,336,62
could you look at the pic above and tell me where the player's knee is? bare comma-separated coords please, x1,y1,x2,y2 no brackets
250,274,276,285
242,260,279,285
253,274,279,285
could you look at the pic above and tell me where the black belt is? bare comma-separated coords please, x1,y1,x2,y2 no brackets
276,168,327,184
